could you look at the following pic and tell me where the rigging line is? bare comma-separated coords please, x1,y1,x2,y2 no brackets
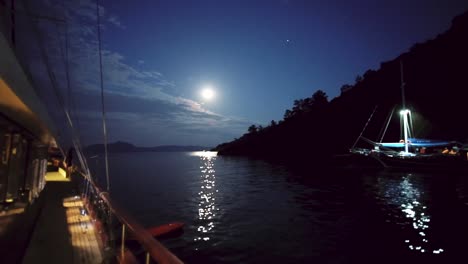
379,107,395,143
82,171,90,200
96,0,110,193
61,0,81,146
59,0,87,172
57,2,91,179
20,0,90,175
408,112,414,138
400,114,403,140
351,105,378,149
65,26,73,134
96,1,114,245
400,60,406,109
84,156,100,198
54,13,72,133
20,0,66,157
72,136,91,178
52,15,91,178
3,4,66,23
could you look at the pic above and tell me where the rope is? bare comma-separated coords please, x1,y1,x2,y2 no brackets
351,105,378,149
378,107,395,143
59,1,89,179
20,0,68,149
21,0,91,177
54,12,72,144
22,3,105,244
61,0,85,150
55,7,91,178
408,111,414,138
400,60,406,109
96,0,110,193
96,0,114,250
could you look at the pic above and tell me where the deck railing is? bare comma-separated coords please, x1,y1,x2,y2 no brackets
78,171,183,264
1,5,181,260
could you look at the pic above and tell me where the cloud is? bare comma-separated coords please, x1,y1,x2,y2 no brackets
22,0,251,147
72,89,251,146
107,15,126,29
68,88,251,146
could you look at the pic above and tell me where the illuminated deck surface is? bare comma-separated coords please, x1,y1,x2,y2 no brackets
22,181,103,264
45,168,71,182
64,197,103,264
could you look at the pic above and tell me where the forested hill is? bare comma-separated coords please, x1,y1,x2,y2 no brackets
214,11,468,161
85,141,208,154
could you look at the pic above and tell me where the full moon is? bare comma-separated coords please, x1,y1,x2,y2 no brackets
201,86,215,100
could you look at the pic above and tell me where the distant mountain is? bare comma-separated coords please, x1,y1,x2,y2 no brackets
85,141,210,154
214,10,468,163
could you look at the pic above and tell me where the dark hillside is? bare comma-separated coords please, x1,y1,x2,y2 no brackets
214,11,468,162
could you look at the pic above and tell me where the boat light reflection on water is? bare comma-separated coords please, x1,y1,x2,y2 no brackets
191,151,219,244
377,173,444,254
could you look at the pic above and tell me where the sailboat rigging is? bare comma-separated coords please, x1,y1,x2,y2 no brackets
349,61,468,170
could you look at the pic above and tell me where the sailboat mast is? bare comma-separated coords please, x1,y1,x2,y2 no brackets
400,60,406,109
403,111,409,153
400,60,409,153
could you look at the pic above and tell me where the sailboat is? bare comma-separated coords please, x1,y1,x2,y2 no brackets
349,62,468,170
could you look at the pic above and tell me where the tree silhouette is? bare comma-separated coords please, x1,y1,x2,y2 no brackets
282,90,329,120
363,69,376,79
355,75,363,84
311,90,328,107
214,11,468,163
247,124,258,134
340,84,353,94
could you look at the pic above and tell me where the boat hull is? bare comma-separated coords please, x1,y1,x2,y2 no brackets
377,153,468,171
342,151,468,171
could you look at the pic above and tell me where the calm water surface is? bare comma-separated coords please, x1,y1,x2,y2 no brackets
91,152,468,263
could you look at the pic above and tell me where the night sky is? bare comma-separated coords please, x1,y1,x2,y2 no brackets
61,0,468,147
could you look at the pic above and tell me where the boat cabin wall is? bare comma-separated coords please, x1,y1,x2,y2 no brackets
0,116,49,207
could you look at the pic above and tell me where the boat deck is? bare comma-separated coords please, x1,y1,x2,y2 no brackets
0,194,43,263
21,179,104,264
45,167,71,182
63,195,104,264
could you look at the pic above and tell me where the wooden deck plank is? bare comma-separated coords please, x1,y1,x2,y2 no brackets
22,182,103,264
22,182,74,264
65,198,103,264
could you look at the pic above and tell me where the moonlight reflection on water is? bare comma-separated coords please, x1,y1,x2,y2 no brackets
104,152,468,263
376,173,444,255
192,152,219,246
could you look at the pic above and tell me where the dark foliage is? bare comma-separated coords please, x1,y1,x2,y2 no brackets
213,11,468,163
